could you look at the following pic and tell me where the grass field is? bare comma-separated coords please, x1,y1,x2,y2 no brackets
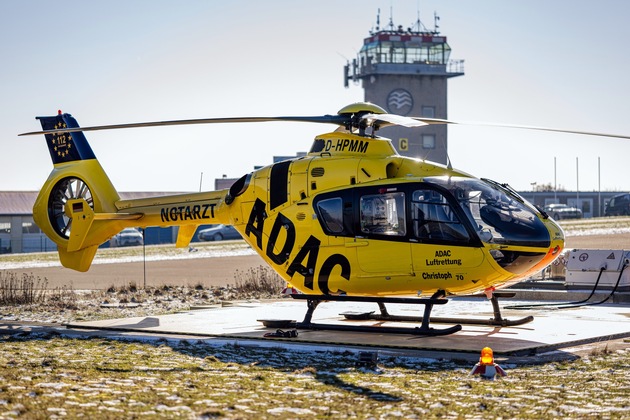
1,219,630,417
0,332,628,418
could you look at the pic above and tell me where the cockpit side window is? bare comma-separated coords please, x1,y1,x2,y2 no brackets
411,189,470,243
359,192,406,236
316,198,344,234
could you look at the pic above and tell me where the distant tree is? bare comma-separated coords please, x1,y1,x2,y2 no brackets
533,182,563,192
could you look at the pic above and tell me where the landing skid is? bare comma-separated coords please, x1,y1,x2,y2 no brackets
259,291,533,336
341,292,534,327
260,292,462,337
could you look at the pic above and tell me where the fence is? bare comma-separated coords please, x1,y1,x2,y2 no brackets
0,226,193,254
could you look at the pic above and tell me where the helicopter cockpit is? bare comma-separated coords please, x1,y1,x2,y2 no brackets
313,176,553,275
424,176,551,248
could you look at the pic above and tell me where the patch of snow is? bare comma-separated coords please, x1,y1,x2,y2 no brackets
267,406,316,416
2,245,257,270
563,226,630,237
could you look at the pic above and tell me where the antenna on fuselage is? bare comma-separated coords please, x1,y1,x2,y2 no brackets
444,149,453,170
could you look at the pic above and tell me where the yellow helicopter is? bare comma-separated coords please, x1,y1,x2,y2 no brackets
19,103,628,336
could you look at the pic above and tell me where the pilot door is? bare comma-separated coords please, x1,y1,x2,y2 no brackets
408,186,485,282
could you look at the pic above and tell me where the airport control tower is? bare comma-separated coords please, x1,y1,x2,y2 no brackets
344,12,464,164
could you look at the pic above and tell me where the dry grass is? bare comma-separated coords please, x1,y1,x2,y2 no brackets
233,265,284,295
0,334,628,418
0,268,282,325
0,272,48,305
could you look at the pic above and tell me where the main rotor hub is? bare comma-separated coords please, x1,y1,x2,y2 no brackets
337,102,387,115
337,102,387,135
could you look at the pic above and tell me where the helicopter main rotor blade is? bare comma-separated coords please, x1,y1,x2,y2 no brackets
18,115,349,136
19,110,630,140
414,117,630,140
362,113,427,128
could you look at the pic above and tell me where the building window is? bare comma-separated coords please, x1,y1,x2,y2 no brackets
0,220,10,234
22,218,40,234
422,134,436,149
421,106,435,118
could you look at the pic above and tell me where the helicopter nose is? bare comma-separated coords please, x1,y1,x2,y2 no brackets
542,217,565,263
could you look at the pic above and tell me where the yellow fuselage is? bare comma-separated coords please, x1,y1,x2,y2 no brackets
34,131,564,296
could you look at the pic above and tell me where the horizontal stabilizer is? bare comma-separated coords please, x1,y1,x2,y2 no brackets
93,213,144,221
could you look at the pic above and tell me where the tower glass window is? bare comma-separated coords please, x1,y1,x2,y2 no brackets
359,35,452,66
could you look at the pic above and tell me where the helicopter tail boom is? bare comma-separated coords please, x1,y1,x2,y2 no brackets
32,112,229,271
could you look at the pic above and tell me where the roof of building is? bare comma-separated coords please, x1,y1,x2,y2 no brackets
0,192,35,215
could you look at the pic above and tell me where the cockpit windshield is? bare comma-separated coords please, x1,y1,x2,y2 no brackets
424,176,550,248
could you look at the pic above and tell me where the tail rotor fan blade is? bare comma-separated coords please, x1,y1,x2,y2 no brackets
47,177,94,239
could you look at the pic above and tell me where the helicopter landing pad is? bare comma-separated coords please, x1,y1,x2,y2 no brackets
66,298,630,357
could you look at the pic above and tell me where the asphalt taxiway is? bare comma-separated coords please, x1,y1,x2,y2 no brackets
63,296,630,361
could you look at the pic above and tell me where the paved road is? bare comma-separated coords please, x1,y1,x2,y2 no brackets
12,254,267,290
565,233,630,250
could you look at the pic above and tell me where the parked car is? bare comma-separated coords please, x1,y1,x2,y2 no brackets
605,193,630,216
197,224,242,241
110,228,144,247
543,203,583,220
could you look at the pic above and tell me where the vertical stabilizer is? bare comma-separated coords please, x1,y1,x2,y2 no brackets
37,111,96,164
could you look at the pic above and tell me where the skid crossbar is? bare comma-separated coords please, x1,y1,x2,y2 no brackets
285,293,462,336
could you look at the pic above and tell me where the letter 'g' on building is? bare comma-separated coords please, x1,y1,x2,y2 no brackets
399,138,408,151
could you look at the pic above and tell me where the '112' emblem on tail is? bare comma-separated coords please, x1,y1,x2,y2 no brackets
37,112,96,164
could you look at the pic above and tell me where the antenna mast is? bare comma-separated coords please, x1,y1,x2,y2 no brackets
388,5,394,30
434,11,440,34
411,3,429,33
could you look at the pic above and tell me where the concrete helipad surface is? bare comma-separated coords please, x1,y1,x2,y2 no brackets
67,298,630,356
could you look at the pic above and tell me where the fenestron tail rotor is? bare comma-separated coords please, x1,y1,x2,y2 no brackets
48,177,94,239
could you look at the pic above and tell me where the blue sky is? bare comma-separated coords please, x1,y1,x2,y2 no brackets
2,1,630,193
